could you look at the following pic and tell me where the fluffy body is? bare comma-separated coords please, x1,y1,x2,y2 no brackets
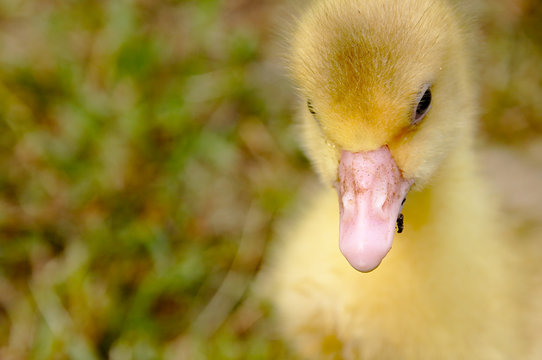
267,157,531,359
261,0,541,359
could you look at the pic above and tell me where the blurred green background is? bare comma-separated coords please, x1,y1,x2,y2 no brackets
0,0,540,359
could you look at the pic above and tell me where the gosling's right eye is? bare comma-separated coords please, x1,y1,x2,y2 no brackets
307,99,316,115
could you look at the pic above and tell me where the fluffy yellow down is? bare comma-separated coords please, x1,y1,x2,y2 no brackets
259,0,542,359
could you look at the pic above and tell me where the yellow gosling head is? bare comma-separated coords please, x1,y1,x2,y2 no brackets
290,0,476,186
288,0,477,271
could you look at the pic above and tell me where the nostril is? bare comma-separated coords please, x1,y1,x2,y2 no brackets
373,193,387,217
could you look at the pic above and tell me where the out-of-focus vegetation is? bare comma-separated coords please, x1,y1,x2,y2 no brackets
478,0,542,140
0,0,540,359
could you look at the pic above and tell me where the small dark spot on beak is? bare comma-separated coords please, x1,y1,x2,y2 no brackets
401,197,406,206
396,213,404,234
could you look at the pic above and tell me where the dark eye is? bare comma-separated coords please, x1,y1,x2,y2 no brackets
412,87,432,124
307,99,316,115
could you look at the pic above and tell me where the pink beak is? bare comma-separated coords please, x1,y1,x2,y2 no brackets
335,146,413,272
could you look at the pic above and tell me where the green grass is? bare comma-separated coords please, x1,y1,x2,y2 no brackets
0,0,540,359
